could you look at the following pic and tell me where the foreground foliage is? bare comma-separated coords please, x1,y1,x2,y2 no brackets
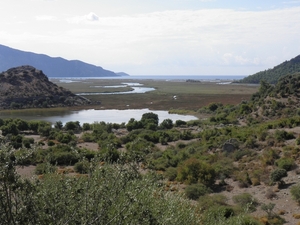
0,145,201,225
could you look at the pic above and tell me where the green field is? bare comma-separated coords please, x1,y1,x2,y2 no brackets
53,79,259,111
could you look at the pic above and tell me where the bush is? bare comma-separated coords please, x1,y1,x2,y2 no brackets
175,120,187,127
270,168,287,183
185,183,211,200
35,163,56,175
201,206,234,223
274,130,294,142
47,140,55,146
198,194,228,212
232,193,258,212
160,119,173,129
177,158,216,186
275,157,294,171
164,167,177,181
74,160,90,174
291,184,300,204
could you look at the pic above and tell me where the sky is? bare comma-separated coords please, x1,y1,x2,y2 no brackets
1,0,300,76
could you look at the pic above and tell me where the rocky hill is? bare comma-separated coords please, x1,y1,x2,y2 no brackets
247,73,300,120
0,44,125,78
239,55,300,84
0,65,90,109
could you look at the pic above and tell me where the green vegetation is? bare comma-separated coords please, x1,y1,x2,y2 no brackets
0,146,200,224
3,74,300,223
239,55,300,84
290,184,300,205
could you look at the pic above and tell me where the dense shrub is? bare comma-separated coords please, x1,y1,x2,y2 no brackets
270,168,287,183
274,130,294,142
64,121,81,132
74,160,90,174
175,120,187,127
47,140,55,146
160,119,173,129
0,147,201,225
177,158,216,186
275,157,294,171
185,183,211,200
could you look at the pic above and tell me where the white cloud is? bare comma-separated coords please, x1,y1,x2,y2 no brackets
2,5,300,75
85,12,99,21
68,12,100,23
35,15,57,21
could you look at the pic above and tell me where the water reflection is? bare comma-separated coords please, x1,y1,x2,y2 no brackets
77,87,155,95
0,109,197,125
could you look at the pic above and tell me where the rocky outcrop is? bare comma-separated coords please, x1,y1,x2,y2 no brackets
0,65,90,109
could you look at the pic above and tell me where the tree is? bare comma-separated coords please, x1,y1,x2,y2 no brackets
160,119,173,129
54,121,63,130
1,123,19,136
82,123,91,131
64,121,81,132
141,112,159,126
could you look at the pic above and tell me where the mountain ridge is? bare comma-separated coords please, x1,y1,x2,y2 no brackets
239,55,300,84
0,44,126,78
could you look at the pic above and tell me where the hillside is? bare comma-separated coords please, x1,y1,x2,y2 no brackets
0,44,124,78
207,73,300,125
0,65,90,109
239,55,300,84
3,73,300,223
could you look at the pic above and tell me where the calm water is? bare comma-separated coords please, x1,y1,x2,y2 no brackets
77,87,155,95
0,109,198,125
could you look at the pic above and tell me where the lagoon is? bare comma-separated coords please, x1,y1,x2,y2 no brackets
0,108,198,125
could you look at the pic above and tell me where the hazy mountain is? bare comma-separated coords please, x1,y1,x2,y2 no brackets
116,72,130,76
0,65,90,109
239,55,300,84
0,44,124,78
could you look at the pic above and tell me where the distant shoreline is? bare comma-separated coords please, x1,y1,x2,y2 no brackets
49,75,246,81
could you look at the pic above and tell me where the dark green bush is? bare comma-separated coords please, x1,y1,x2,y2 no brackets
160,119,173,129
274,130,294,142
185,183,211,200
175,120,187,127
47,140,55,146
270,168,287,183
74,160,90,174
275,157,294,171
